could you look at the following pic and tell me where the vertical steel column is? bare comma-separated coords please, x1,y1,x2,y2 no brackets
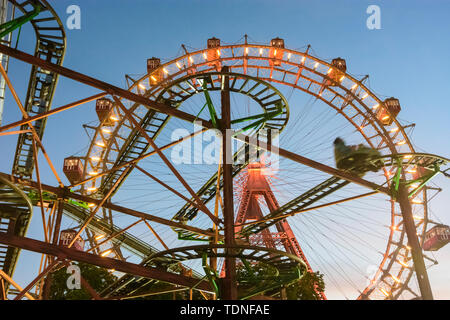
397,182,433,300
220,66,237,299
0,0,14,125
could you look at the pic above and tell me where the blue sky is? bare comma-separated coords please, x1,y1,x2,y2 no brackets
1,0,449,299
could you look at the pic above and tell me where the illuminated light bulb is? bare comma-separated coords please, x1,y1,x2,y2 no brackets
413,215,423,220
380,288,390,297
88,203,96,208
189,56,193,63
391,275,401,283
203,52,207,60
372,104,379,110
397,140,406,145
259,48,263,56
274,49,277,56
87,187,97,192
95,234,105,241
405,245,411,250
95,141,105,147
391,225,398,231
100,249,112,257
382,115,390,121
313,62,319,69
407,168,417,173
150,75,157,82
398,260,409,268
403,154,413,159
245,47,248,55
351,84,358,90
138,83,145,90
176,62,181,69
88,171,99,176
216,49,221,56
163,68,168,74
101,128,112,134
361,93,369,100
287,52,292,60
412,199,423,204
90,156,100,161
410,183,420,189
327,68,333,74
110,115,119,121
390,127,399,133
339,75,345,82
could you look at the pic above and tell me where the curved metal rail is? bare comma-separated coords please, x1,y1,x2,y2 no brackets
0,175,32,283
10,0,65,178
147,244,307,300
102,244,307,300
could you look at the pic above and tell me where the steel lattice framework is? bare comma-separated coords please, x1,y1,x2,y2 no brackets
0,6,448,300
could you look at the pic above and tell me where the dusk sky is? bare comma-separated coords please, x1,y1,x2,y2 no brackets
0,0,449,299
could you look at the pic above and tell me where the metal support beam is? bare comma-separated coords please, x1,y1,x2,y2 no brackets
220,67,237,299
0,172,216,239
113,96,220,225
0,92,107,133
397,182,433,300
14,258,61,300
0,44,211,128
234,133,390,195
0,232,212,292
0,269,35,300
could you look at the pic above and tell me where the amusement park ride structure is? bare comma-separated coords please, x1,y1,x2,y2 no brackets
0,0,449,301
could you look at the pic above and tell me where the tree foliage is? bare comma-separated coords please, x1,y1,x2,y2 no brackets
236,262,325,300
285,271,325,300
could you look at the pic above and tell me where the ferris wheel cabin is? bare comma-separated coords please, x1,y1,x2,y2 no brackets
147,57,163,85
95,98,115,126
423,225,450,251
269,37,284,66
207,37,221,68
325,57,347,86
59,229,85,251
63,157,84,185
377,97,401,126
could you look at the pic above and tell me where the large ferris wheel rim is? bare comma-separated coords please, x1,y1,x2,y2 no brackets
60,40,432,299
131,43,413,153
84,41,411,199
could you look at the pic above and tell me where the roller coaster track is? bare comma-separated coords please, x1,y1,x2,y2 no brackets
62,202,159,259
0,175,32,281
97,110,170,196
10,0,65,178
0,0,64,285
92,72,287,199
239,176,350,237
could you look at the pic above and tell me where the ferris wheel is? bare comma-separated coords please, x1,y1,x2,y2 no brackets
0,4,449,300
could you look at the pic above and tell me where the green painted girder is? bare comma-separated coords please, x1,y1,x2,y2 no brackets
0,4,41,38
239,176,350,238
